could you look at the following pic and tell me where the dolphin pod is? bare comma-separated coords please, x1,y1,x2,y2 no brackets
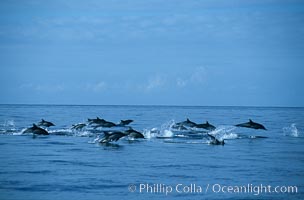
22,117,268,145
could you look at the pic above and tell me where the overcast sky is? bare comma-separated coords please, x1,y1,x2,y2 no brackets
0,0,303,106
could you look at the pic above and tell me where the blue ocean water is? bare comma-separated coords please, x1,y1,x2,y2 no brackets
0,104,303,200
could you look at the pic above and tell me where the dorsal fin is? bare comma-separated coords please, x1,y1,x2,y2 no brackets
41,119,45,122
97,117,100,120
206,121,209,125
33,124,37,128
187,118,190,122
249,119,253,123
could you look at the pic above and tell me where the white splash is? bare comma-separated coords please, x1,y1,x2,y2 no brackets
3,120,15,127
13,129,25,135
75,131,95,137
159,120,175,137
88,136,100,144
143,128,159,139
162,129,174,137
143,120,176,139
283,123,300,137
48,128,73,135
208,125,238,140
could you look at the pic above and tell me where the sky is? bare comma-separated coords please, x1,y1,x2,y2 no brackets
0,0,304,106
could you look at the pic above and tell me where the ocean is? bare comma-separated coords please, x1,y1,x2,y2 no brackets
0,104,303,200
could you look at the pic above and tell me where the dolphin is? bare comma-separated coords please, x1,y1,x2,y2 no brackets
23,126,35,134
118,119,134,126
176,118,197,128
172,124,188,130
235,119,267,130
23,124,49,135
195,121,216,131
124,128,144,139
88,117,117,128
37,119,55,127
87,117,105,125
92,120,116,128
99,121,116,128
207,134,224,145
71,123,86,130
99,131,126,143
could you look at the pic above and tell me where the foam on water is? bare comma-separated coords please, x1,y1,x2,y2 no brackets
283,123,301,137
208,125,238,140
12,129,25,136
48,128,73,136
143,120,176,139
3,119,15,127
75,130,96,137
88,136,101,144
143,128,159,139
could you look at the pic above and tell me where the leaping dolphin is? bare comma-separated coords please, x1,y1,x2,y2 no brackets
99,131,126,143
71,123,86,130
88,117,117,128
23,124,49,135
87,117,104,125
92,120,116,128
37,119,55,127
124,128,144,139
195,121,216,131
176,118,197,128
118,119,134,126
207,134,224,145
172,124,188,130
235,119,267,130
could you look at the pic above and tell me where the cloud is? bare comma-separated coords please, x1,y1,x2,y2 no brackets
144,75,167,91
0,9,276,44
19,83,65,92
175,66,208,88
190,66,207,84
2,0,302,46
176,78,187,88
84,81,107,92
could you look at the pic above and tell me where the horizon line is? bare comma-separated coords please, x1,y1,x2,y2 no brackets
0,103,303,109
